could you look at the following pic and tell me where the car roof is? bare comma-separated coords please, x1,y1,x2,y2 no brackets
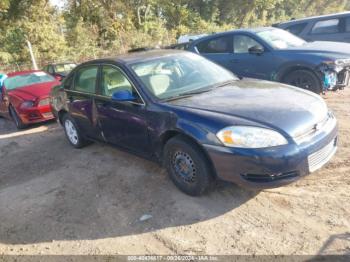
79,49,188,65
278,11,350,26
46,62,76,66
7,70,44,77
188,27,276,43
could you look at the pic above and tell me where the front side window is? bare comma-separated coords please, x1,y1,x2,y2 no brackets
257,28,306,49
311,19,340,34
233,35,262,53
344,17,350,32
101,65,134,97
196,35,232,53
131,53,237,100
74,66,98,94
4,72,55,90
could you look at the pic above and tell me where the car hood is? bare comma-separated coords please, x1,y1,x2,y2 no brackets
8,81,58,101
283,41,350,57
167,79,328,138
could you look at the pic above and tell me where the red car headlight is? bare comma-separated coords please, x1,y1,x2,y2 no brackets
38,98,50,106
20,101,35,109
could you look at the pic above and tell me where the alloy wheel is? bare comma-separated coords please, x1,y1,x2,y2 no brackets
64,119,79,145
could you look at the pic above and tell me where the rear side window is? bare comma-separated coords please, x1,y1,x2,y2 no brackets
285,23,307,35
196,35,232,53
48,66,54,74
311,19,340,34
74,66,98,94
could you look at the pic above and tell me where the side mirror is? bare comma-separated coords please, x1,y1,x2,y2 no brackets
111,90,136,102
248,45,264,55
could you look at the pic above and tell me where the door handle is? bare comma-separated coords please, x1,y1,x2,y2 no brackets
230,59,239,64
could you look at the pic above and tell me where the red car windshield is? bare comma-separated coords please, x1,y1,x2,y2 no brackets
4,72,55,90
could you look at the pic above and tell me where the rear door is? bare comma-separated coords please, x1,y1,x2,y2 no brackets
94,64,150,154
307,18,344,42
194,35,235,72
65,65,101,139
342,16,350,43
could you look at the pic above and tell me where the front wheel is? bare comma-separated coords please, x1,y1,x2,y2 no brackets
283,70,322,94
62,114,88,148
164,136,213,196
9,105,26,129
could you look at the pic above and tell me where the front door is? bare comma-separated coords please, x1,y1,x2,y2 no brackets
95,65,150,154
231,34,275,80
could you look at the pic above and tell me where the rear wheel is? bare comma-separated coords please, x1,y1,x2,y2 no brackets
62,114,88,148
164,136,213,196
9,105,26,129
283,69,322,94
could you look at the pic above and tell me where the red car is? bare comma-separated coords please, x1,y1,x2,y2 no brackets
0,70,60,129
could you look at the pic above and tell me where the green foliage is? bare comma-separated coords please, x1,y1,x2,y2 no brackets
0,0,348,68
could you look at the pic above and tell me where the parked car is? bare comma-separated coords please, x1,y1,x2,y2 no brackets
274,12,350,43
0,70,60,129
178,27,350,94
43,62,76,81
51,50,338,196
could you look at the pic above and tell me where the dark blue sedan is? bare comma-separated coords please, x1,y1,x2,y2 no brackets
50,50,338,196
185,27,350,94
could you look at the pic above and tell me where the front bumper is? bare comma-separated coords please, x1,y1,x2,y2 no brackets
19,104,55,124
203,125,338,189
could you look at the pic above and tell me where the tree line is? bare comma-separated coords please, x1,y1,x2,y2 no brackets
0,0,348,67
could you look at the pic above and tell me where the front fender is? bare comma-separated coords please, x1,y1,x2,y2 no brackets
175,118,221,145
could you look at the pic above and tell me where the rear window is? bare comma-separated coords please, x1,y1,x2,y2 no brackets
285,23,307,35
311,19,340,34
4,72,55,90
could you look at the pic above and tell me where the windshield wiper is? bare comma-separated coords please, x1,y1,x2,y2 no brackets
163,88,212,102
162,79,237,102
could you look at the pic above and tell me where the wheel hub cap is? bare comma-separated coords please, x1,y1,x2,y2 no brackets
172,151,196,183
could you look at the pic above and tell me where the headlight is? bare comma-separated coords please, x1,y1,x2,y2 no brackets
334,58,350,66
216,126,288,148
20,101,34,109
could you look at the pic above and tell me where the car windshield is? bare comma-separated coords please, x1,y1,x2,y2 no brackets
257,28,306,49
130,53,237,100
55,63,76,73
4,72,55,90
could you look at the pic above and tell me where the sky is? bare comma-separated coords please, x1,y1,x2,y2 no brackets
50,0,65,8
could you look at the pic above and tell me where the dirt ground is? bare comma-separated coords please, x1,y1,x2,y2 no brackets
0,89,349,256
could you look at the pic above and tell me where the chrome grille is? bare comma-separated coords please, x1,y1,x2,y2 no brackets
308,139,337,172
294,112,336,145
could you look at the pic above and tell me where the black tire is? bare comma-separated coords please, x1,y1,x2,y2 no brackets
9,105,26,129
62,114,89,148
283,69,322,94
163,136,213,196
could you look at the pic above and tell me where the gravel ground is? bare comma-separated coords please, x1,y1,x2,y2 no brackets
0,88,349,255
